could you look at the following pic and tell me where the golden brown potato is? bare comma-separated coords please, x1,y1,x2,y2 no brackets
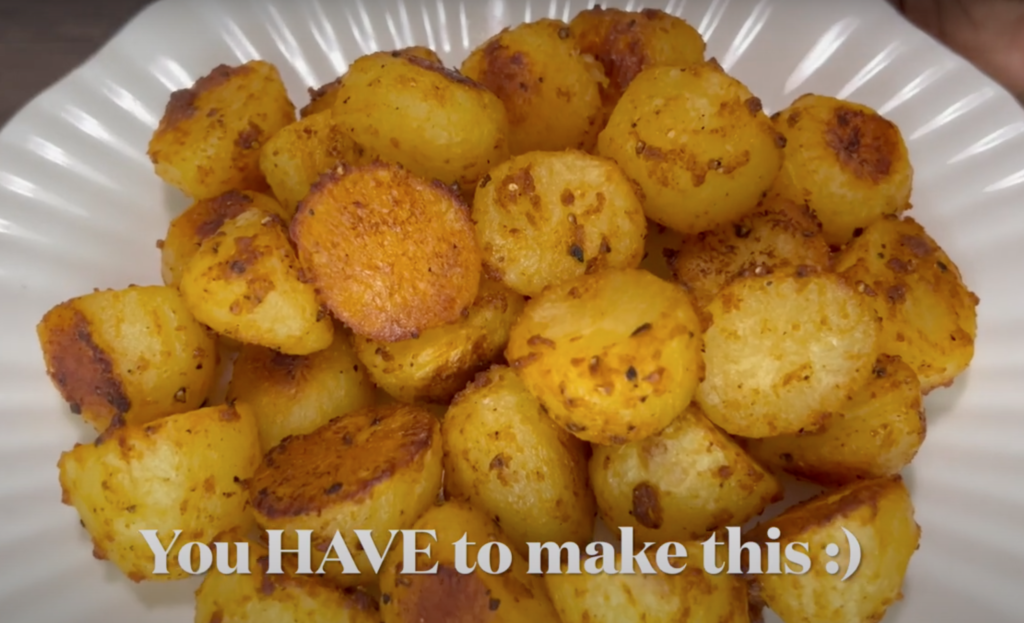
597,62,784,235
590,403,782,542
160,190,292,287
37,285,218,431
461,19,607,154
378,501,559,623
770,94,913,245
227,329,377,451
352,278,524,404
180,207,334,355
506,268,703,445
442,365,595,555
332,50,509,191
148,61,296,200
697,267,880,438
835,216,978,392
57,404,261,582
472,150,647,297
746,476,920,623
249,403,443,587
291,163,481,342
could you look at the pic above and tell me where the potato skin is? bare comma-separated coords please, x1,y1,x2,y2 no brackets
461,19,607,154
37,285,218,431
353,278,524,404
57,404,261,582
746,476,920,623
769,94,913,245
472,150,647,297
506,268,703,445
148,61,296,200
441,365,595,555
291,163,482,342
597,62,784,234
378,501,559,623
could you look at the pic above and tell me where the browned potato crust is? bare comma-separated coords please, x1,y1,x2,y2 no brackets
461,19,607,154
37,285,218,431
291,163,482,342
148,61,296,200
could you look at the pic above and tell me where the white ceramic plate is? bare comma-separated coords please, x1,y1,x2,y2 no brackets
2,0,1022,621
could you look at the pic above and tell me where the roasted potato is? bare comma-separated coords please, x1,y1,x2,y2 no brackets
352,278,524,404
697,267,880,438
37,285,218,431
590,403,782,542
180,207,334,355
442,365,595,555
378,501,559,623
639,220,684,283
769,94,913,245
249,403,443,587
597,62,784,234
291,162,482,342
461,19,607,154
57,404,261,582
227,329,377,451
746,476,920,623
332,50,509,191
148,61,296,200
506,268,703,445
835,216,978,392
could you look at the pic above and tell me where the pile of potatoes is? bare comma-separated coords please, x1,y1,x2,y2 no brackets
38,6,978,623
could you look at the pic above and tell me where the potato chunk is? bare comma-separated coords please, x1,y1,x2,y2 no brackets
180,208,333,355
57,404,261,582
37,285,218,431
835,216,978,392
746,476,920,623
597,62,784,234
770,94,913,245
148,61,296,200
472,150,647,297
249,403,442,587
442,365,595,555
506,268,703,445
291,163,481,342
353,278,524,404
697,268,880,438
461,19,607,154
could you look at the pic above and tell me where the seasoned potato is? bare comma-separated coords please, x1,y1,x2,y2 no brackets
180,207,334,355
160,190,291,287
697,268,880,438
379,501,559,623
597,62,784,234
148,61,296,200
639,220,684,282
442,365,595,555
506,268,703,445
472,150,647,297
461,19,607,154
227,329,377,451
670,196,832,309
332,50,509,191
57,404,261,582
353,278,524,404
291,163,481,342
249,403,442,587
836,216,978,392
37,285,218,431
746,476,920,623
590,403,782,542
770,94,913,245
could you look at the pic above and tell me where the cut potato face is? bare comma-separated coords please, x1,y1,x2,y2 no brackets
506,268,703,445
37,285,218,431
472,150,648,297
